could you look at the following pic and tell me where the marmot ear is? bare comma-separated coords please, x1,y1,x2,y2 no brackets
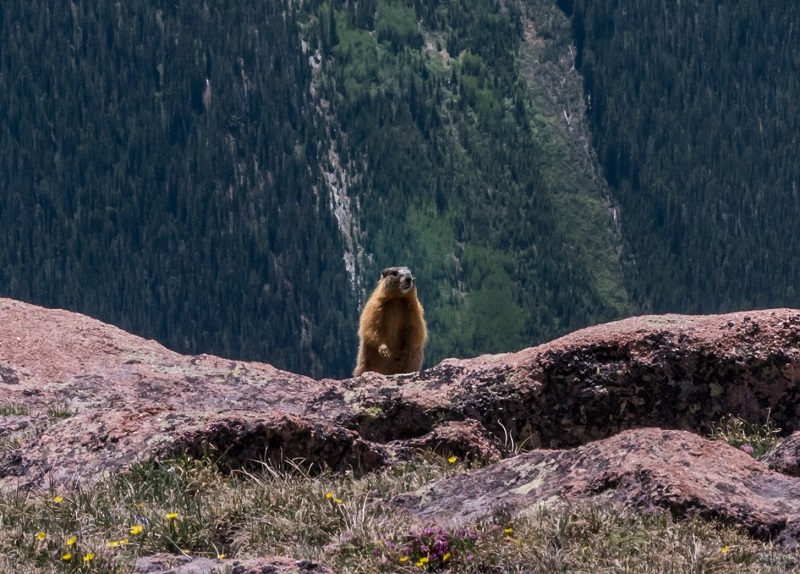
381,269,390,278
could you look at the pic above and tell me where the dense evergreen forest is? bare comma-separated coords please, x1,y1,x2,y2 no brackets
4,0,799,378
0,0,628,377
566,0,800,312
0,1,356,376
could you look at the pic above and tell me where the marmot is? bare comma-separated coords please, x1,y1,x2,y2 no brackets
353,266,427,377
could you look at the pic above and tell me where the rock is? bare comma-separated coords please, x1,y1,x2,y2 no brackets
400,419,505,464
134,553,334,573
448,311,800,449
394,428,800,546
1,298,800,491
762,431,800,477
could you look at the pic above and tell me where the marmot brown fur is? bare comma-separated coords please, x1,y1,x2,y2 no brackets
353,266,427,377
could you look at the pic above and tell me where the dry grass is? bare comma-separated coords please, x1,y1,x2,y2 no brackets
0,448,798,574
0,403,30,416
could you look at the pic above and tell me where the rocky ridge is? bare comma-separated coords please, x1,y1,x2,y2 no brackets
2,298,800,569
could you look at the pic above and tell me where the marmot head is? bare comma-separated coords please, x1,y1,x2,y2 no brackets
378,266,416,297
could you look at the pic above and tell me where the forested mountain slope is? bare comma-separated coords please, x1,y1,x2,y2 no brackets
305,0,629,363
568,0,800,312
0,1,356,376
0,0,627,378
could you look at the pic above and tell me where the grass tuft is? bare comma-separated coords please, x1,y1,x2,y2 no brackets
709,411,781,459
0,402,30,416
45,402,76,420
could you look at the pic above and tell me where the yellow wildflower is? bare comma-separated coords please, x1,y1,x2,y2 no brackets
720,546,731,554
325,492,334,499
61,553,72,562
36,531,46,541
448,455,457,464
130,525,143,535
83,552,95,563
106,539,130,548
53,496,64,503
165,512,179,520
399,556,409,563
67,536,77,546
504,527,513,534
335,498,343,504
218,553,226,559
443,552,451,561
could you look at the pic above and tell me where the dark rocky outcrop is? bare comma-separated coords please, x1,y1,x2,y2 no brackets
2,298,800,548
762,431,800,477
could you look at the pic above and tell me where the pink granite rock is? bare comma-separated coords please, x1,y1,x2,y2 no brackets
2,298,800,492
394,428,800,546
134,553,333,574
3,297,800,548
762,431,800,477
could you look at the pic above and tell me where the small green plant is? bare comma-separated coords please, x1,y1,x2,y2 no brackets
46,401,76,419
0,402,29,416
390,525,479,569
710,411,781,458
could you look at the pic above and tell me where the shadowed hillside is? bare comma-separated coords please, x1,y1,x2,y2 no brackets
568,0,800,312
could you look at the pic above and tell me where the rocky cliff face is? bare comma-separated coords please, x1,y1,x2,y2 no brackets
2,298,800,568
